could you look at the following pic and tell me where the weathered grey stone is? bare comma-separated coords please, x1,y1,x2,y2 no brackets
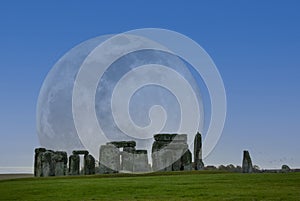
151,151,159,171
99,144,120,174
152,141,170,153
152,144,172,171
54,161,65,176
281,164,291,173
181,149,192,171
172,158,181,171
194,132,204,170
121,150,134,172
69,154,80,175
242,150,253,173
34,148,68,177
123,147,135,153
41,150,55,177
53,151,67,176
167,143,188,171
84,154,95,175
163,150,173,171
34,148,46,177
166,143,188,151
173,134,188,142
152,134,191,172
154,134,187,142
133,150,149,172
108,141,136,148
153,149,173,171
72,150,89,155
154,134,177,141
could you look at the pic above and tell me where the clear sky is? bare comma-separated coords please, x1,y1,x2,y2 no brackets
0,0,299,173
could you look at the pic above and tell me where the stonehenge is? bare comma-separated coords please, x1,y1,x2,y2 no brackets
34,133,207,177
242,150,253,173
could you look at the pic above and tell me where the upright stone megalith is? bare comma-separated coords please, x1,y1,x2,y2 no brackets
152,134,192,172
69,154,80,175
133,150,149,172
242,150,253,173
181,149,192,171
99,144,120,174
194,132,204,170
84,154,96,175
53,151,67,176
121,147,135,172
34,148,46,177
41,150,55,176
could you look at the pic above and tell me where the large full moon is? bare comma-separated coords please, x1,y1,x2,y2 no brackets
36,34,204,159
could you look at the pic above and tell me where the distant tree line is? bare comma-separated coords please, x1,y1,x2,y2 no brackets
203,164,261,173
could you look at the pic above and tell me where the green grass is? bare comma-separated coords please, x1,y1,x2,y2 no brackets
0,171,299,201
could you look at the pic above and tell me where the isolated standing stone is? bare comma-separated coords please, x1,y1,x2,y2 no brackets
194,132,204,170
281,165,291,173
242,150,253,173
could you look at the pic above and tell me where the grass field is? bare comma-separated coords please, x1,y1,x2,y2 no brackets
0,171,299,201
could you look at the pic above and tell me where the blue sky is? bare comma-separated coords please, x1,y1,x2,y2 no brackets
0,1,299,173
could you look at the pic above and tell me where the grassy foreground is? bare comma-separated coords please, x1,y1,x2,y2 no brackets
0,171,299,201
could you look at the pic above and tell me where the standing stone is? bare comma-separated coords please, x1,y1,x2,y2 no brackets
167,143,188,171
69,154,80,175
194,132,204,170
242,150,253,173
152,140,170,171
281,165,291,173
84,154,95,175
121,147,135,172
34,148,46,177
181,149,192,171
53,151,67,176
133,150,149,172
41,150,55,176
160,149,173,172
152,145,173,171
99,144,120,174
151,150,160,171
152,134,191,172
